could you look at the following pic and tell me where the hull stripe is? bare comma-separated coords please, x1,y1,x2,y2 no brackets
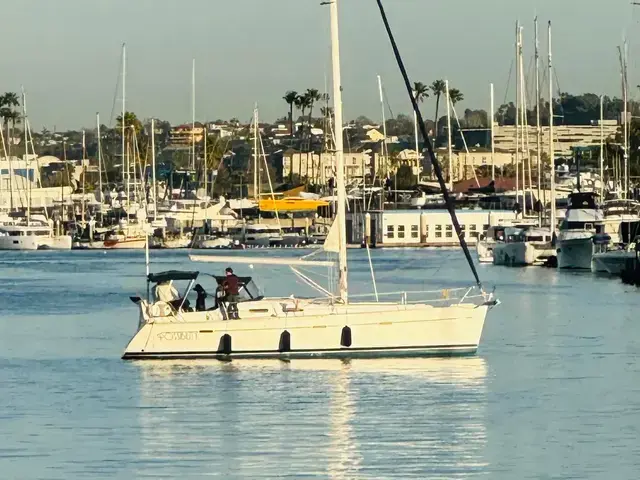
123,344,478,360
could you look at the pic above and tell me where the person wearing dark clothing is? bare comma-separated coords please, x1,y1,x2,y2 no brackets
222,267,241,319
194,284,208,312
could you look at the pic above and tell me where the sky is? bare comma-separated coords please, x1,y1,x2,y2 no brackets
1,0,638,130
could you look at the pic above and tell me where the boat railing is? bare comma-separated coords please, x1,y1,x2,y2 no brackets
348,286,487,306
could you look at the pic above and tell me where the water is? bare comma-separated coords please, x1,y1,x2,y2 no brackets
1,248,640,479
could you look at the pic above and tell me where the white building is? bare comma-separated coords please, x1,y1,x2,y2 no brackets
348,209,518,247
283,151,376,184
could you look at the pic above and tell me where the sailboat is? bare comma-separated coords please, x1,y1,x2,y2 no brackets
0,90,72,250
122,0,497,360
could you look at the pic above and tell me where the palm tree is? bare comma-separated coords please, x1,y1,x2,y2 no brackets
294,94,307,137
430,80,446,138
449,88,464,106
283,90,298,143
412,82,429,106
0,92,21,153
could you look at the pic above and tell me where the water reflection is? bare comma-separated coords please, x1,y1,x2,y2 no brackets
133,358,487,478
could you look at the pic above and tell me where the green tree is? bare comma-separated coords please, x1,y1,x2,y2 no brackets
449,88,464,106
0,92,21,152
283,90,298,141
430,80,446,137
412,82,429,109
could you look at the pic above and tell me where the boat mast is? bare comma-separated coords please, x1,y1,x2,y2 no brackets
97,113,103,223
329,0,348,302
623,41,629,199
515,21,520,214
121,44,126,209
191,58,196,171
253,104,259,200
377,75,388,210
548,21,556,231
518,26,528,217
203,126,207,203
445,80,453,191
600,95,604,200
22,88,30,224
534,17,542,224
490,83,495,181
82,130,86,225
151,117,157,222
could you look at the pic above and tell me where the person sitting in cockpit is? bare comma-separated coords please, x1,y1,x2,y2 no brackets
154,280,178,303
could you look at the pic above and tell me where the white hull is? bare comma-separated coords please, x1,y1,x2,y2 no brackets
557,237,593,270
123,299,489,360
493,242,554,266
591,251,633,275
476,240,494,263
0,234,71,250
0,235,38,250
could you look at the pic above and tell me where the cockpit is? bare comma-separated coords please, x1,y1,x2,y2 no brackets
139,270,263,318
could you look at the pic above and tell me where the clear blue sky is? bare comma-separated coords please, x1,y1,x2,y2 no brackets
1,0,637,130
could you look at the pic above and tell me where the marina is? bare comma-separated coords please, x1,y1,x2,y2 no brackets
3,0,640,477
2,248,640,478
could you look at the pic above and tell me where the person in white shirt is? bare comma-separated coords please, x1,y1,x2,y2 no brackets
154,280,179,303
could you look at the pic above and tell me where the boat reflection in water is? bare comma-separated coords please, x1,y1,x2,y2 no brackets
133,358,488,478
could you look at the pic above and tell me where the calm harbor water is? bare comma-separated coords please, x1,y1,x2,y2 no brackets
1,248,640,479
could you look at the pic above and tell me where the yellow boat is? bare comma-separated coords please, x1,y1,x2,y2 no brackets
258,196,329,213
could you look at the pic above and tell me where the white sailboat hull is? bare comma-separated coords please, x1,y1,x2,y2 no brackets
123,299,489,360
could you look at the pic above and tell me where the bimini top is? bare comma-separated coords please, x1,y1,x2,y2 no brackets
147,270,199,283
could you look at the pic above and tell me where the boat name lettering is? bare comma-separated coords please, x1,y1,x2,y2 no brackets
157,331,199,341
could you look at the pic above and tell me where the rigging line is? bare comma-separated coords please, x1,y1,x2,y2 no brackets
374,0,482,287
109,46,124,127
502,59,514,108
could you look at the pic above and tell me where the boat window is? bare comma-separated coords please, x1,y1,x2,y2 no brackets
445,224,453,238
411,225,419,239
460,224,466,231
386,225,394,238
435,225,442,238
584,223,593,230
470,224,477,231
398,225,405,239
483,224,490,231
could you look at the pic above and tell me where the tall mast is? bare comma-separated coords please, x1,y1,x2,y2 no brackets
378,74,388,210
515,21,520,212
97,112,103,222
490,83,495,181
600,95,604,200
22,87,30,223
253,104,259,200
548,21,556,231
203,126,207,201
151,118,157,222
191,58,196,171
445,80,453,191
519,26,528,217
535,17,542,223
81,130,86,225
121,44,126,201
623,41,629,198
329,0,348,303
